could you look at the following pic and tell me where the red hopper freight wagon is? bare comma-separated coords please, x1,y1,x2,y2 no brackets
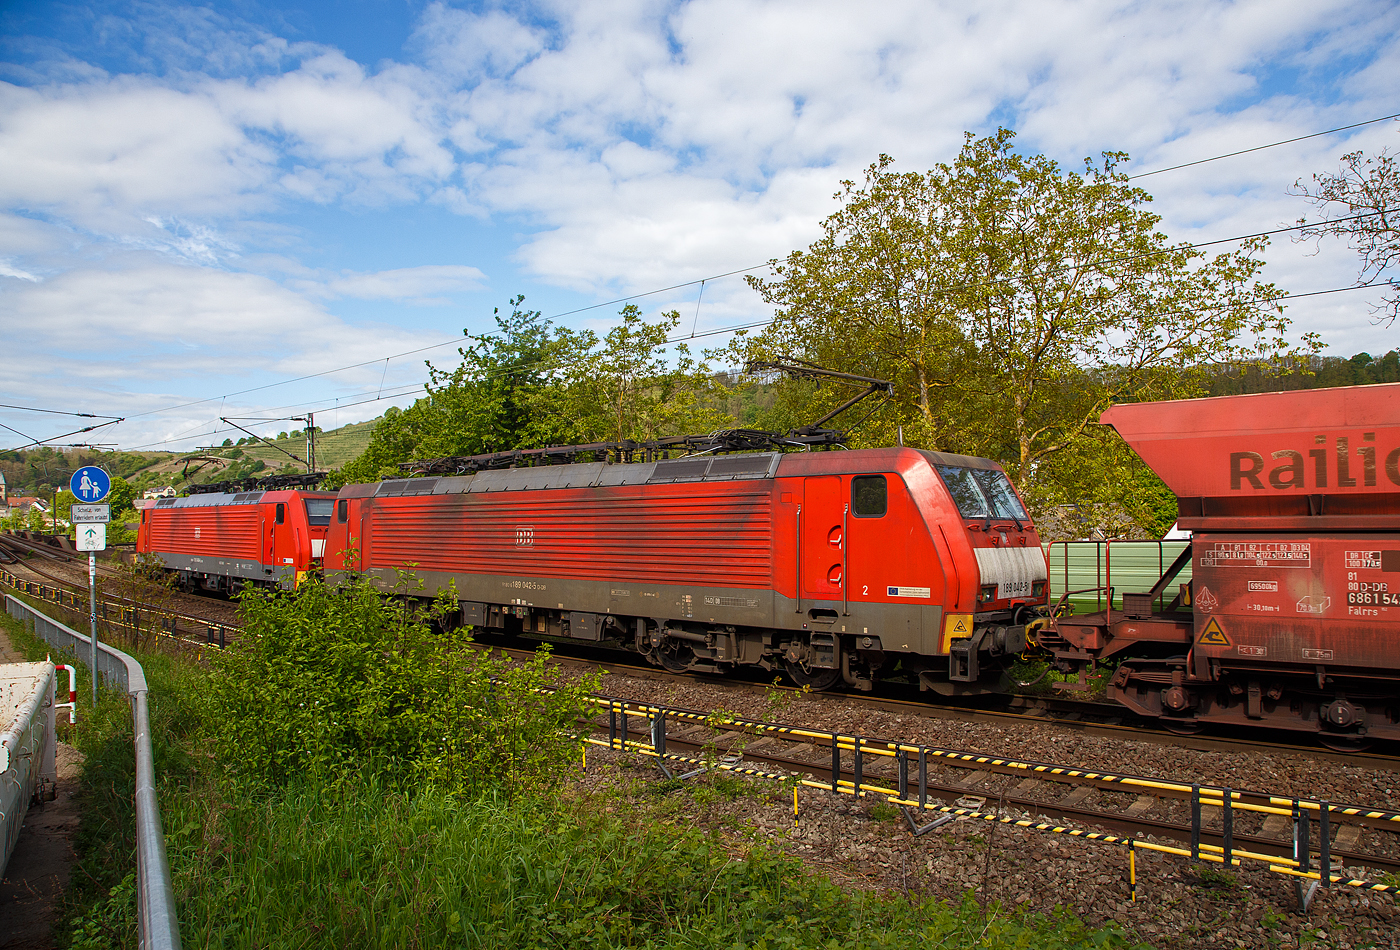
1037,383,1400,746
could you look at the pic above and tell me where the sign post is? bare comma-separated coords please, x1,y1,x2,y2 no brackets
70,467,111,706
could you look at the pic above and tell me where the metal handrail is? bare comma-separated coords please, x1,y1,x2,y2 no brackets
5,594,181,950
1045,539,1192,614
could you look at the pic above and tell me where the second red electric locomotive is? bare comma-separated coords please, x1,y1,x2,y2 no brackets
137,489,338,592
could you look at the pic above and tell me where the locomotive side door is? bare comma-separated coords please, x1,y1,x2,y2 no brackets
801,476,845,601
267,501,287,582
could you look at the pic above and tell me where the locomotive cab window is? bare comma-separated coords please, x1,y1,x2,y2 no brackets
936,465,1027,521
337,499,348,523
275,503,286,524
305,499,334,527
852,475,887,517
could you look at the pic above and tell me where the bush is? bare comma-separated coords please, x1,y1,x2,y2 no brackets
208,573,597,798
4,588,1143,950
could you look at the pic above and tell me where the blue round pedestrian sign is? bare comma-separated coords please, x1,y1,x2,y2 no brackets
71,466,112,503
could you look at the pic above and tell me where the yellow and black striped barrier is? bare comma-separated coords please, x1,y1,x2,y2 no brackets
579,693,1398,910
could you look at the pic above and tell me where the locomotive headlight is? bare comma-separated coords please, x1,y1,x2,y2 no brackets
1033,582,1045,597
978,585,997,603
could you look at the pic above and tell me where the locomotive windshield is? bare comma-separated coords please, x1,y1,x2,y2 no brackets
305,499,335,526
935,466,1028,521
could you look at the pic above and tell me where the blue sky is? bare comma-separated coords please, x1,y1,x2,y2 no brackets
2,0,1398,452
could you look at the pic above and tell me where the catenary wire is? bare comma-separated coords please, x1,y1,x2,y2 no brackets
27,114,1400,434
119,262,778,424
120,318,779,451
108,207,1388,438
117,282,1377,456
1127,112,1400,180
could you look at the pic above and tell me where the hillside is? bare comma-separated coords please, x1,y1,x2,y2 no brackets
0,417,383,496
133,418,382,488
230,418,380,471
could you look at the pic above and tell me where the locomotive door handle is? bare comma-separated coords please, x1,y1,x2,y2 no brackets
842,504,849,617
795,504,802,614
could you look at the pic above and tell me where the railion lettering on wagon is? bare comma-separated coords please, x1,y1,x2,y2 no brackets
1229,433,1400,491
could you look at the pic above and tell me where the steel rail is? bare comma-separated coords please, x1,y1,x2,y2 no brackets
485,640,1400,769
5,595,181,949
578,696,1400,907
583,694,1400,836
0,567,237,649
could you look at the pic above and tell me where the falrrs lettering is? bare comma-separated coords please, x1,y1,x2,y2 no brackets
1231,436,1400,490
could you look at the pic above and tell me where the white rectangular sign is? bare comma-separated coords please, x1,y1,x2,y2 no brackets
76,524,106,552
71,504,110,524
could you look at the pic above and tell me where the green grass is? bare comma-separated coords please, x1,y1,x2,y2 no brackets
156,779,1146,950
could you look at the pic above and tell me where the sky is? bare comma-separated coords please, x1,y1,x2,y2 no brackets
1,0,1398,455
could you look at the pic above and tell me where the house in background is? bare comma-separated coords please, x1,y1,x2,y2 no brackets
0,494,48,520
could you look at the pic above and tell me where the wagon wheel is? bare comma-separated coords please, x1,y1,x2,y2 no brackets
783,658,841,691
1160,717,1204,736
1318,733,1372,753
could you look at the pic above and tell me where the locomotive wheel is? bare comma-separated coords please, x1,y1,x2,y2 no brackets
783,659,841,691
1318,733,1372,753
657,641,695,673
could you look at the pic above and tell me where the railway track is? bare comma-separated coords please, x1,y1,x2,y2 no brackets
0,560,238,650
567,687,1400,910
482,636,1400,769
7,535,1397,767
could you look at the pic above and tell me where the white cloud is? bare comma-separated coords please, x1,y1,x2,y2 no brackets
2,254,440,377
0,78,278,232
0,258,40,281
2,0,1398,449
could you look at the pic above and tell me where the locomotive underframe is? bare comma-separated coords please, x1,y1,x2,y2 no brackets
356,566,1028,692
156,551,296,592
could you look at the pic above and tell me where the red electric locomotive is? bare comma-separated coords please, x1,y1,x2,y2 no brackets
137,489,338,592
1036,382,1400,746
327,447,1048,691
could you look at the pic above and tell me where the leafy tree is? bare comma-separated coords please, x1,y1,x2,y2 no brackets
740,129,1312,516
562,305,731,444
1295,133,1400,326
336,297,727,484
337,298,591,483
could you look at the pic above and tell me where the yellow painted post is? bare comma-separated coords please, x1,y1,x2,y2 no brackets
1129,840,1137,902
793,786,799,825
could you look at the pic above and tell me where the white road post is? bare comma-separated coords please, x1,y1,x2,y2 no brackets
71,466,112,708
89,552,98,706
